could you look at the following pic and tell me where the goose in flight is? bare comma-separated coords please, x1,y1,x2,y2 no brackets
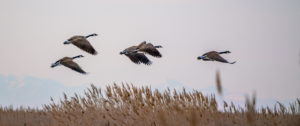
51,55,87,74
197,51,236,64
137,41,163,57
120,46,152,65
64,33,98,55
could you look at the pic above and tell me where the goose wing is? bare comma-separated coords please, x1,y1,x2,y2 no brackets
126,53,141,64
207,52,229,63
125,46,138,53
140,43,162,57
60,60,86,74
137,41,146,47
126,53,152,65
72,37,98,55
134,53,152,65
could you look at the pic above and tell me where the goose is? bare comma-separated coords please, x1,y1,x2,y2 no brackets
120,46,152,65
137,41,162,57
51,55,87,74
64,33,98,55
197,51,236,64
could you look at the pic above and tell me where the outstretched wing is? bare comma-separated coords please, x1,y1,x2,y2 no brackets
139,43,162,57
126,53,141,64
126,53,152,65
72,37,98,55
61,60,86,74
135,53,152,65
207,53,229,63
137,41,146,48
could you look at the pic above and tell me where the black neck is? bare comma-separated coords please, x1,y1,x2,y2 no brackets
218,51,230,54
85,33,97,38
72,55,83,59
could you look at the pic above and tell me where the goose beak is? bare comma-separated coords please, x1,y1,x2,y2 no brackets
63,40,71,44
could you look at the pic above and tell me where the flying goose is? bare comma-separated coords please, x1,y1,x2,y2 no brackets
64,33,98,55
51,55,87,74
197,51,236,64
137,41,162,57
120,46,152,65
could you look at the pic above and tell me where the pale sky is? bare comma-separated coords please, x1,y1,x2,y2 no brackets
0,0,299,107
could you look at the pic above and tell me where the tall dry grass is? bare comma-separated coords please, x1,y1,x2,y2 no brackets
1,84,299,126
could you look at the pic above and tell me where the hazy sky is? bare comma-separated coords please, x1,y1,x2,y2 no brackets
0,0,299,107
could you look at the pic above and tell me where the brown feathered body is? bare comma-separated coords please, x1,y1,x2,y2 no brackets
55,57,86,74
68,36,97,55
123,46,152,65
137,41,162,57
203,51,233,63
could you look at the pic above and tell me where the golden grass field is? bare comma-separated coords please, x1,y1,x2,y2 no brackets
0,84,299,126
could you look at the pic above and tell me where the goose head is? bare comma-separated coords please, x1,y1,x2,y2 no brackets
90,33,98,36
197,55,206,60
223,51,231,54
77,55,84,58
51,61,61,68
154,45,163,48
120,51,127,55
63,40,71,44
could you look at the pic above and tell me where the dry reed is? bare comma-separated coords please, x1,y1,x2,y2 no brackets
0,84,299,126
216,69,222,96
